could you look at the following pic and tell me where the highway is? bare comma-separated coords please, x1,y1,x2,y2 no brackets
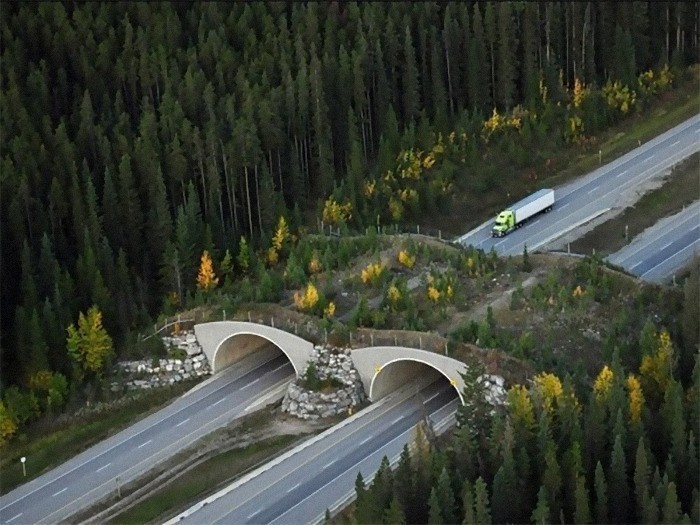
0,350,294,525
168,378,459,525
456,116,700,265
607,201,700,283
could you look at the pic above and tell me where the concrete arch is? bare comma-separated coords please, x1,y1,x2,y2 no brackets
369,357,464,404
193,321,314,376
350,346,467,404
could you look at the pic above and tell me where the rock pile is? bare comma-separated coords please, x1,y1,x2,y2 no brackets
281,345,366,420
112,331,212,391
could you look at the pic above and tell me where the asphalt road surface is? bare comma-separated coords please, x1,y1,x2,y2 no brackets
607,201,700,283
455,115,700,263
0,350,294,525
170,379,459,525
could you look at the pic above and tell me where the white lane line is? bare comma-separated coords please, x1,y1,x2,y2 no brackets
391,416,403,425
531,219,541,227
587,186,599,195
323,461,334,469
211,398,226,407
95,463,111,473
660,242,673,251
360,436,373,445
671,140,680,147
286,482,301,493
138,439,152,449
175,418,190,427
559,203,570,210
52,487,67,497
615,169,628,178
6,513,22,523
643,155,655,162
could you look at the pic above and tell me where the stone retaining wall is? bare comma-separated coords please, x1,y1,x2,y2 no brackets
281,345,366,420
112,331,212,391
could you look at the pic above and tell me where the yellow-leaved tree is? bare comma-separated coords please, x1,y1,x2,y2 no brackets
67,306,114,380
197,250,219,292
0,400,18,448
640,329,675,406
294,282,320,311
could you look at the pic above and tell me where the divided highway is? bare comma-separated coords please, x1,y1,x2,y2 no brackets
456,115,700,267
169,379,459,525
0,351,294,525
608,201,700,283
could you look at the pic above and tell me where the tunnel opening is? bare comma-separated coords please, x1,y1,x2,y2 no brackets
213,332,299,376
369,358,464,404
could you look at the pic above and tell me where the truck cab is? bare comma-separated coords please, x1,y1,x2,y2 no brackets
492,211,515,237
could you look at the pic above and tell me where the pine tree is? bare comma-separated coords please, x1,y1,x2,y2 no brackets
393,444,414,518
594,461,608,524
428,487,443,524
401,23,420,122
473,477,491,525
661,481,682,524
383,496,406,525
574,475,592,524
434,467,456,525
495,2,518,110
634,437,650,520
531,485,550,525
608,433,631,523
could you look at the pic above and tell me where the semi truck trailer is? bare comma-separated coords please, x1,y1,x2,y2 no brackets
492,189,555,237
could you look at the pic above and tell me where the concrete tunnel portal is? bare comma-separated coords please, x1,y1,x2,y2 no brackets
213,332,296,375
194,324,472,406
369,358,464,404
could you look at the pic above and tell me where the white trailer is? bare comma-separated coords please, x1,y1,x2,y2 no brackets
492,189,555,237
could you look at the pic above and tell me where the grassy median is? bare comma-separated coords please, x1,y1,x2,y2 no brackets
108,433,305,525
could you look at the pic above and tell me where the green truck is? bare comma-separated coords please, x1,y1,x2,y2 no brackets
492,189,555,237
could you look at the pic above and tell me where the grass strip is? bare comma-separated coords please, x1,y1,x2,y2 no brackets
0,382,197,495
108,433,303,525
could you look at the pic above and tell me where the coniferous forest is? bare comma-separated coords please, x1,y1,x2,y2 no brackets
1,1,699,462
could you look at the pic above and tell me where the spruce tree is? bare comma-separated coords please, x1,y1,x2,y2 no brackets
594,461,608,524
531,485,550,525
473,477,491,525
608,433,631,523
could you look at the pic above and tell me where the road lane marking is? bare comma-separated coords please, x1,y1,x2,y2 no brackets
587,186,599,195
559,203,570,210
95,463,111,473
52,488,67,497
360,436,373,445
671,140,680,147
615,169,628,178
643,155,655,162
323,461,334,469
660,242,673,251
175,418,190,427
640,238,700,279
138,439,152,449
6,513,22,523
286,482,301,493
392,416,403,425
0,354,290,514
211,398,226,407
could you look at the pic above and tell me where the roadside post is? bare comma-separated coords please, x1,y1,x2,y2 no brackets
20,456,26,477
